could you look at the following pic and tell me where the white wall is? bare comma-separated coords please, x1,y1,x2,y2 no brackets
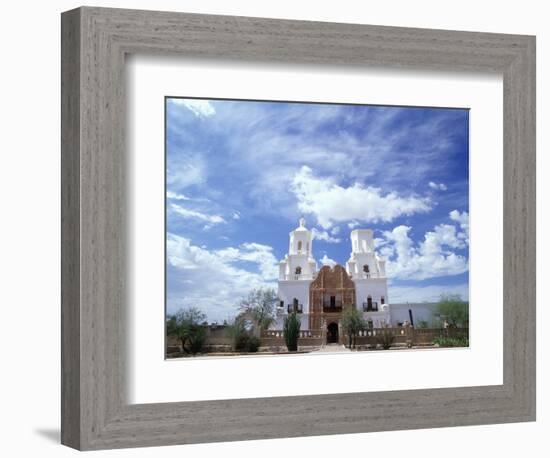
390,303,439,326
354,278,389,307
0,1,547,458
277,280,312,315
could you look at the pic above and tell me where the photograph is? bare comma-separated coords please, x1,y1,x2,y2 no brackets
165,97,470,357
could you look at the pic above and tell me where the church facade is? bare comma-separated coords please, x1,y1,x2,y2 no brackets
275,219,391,340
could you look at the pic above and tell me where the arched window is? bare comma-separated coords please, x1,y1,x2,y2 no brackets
363,264,370,273
297,241,302,252
367,295,373,311
381,296,385,305
295,266,302,275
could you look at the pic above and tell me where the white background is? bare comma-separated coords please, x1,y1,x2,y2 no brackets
0,0,546,457
129,58,503,403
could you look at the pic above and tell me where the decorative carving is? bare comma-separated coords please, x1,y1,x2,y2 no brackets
309,265,356,330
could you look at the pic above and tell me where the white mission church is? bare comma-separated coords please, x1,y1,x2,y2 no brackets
274,218,434,341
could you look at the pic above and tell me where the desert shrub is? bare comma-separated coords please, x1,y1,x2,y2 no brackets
234,334,250,351
187,326,207,354
433,336,469,347
226,319,263,352
377,328,395,350
226,319,249,351
166,307,207,355
246,335,261,353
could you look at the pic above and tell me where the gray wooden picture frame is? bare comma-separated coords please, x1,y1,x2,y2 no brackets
61,6,536,451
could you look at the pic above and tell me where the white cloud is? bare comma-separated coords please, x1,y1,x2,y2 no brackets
450,209,469,239
232,211,241,220
170,99,216,118
348,221,360,229
428,181,448,191
381,214,469,280
389,283,469,303
215,242,279,280
170,203,225,225
319,254,337,267
166,234,278,321
373,237,385,248
311,227,341,244
330,226,341,235
291,166,431,228
167,153,206,190
167,191,191,200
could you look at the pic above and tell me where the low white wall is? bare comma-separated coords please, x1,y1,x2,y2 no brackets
390,303,439,326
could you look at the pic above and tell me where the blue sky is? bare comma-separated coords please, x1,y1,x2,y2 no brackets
166,97,469,322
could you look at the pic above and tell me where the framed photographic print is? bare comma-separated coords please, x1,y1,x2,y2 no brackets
61,6,536,450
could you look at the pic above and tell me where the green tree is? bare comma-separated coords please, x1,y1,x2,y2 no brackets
436,294,469,328
283,311,301,352
166,307,207,355
238,288,278,331
341,307,365,348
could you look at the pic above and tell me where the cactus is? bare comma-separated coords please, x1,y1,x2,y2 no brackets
283,311,301,351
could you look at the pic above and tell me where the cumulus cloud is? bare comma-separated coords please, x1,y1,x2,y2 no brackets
311,227,341,244
319,254,337,267
428,181,448,191
291,166,431,228
166,234,278,321
170,99,216,118
381,213,469,280
215,242,280,280
170,203,225,225
450,209,469,239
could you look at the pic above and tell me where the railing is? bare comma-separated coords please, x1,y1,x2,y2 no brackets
323,306,343,313
352,272,385,279
259,327,468,348
262,330,323,339
287,304,303,314
356,327,409,337
363,302,379,312
281,274,314,281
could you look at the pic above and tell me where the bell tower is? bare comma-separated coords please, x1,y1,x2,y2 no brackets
346,228,391,327
277,218,318,326
288,217,313,256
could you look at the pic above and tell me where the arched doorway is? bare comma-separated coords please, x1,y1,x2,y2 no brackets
327,322,339,344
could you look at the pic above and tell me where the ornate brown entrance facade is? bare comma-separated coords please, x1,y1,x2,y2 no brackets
309,265,356,339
